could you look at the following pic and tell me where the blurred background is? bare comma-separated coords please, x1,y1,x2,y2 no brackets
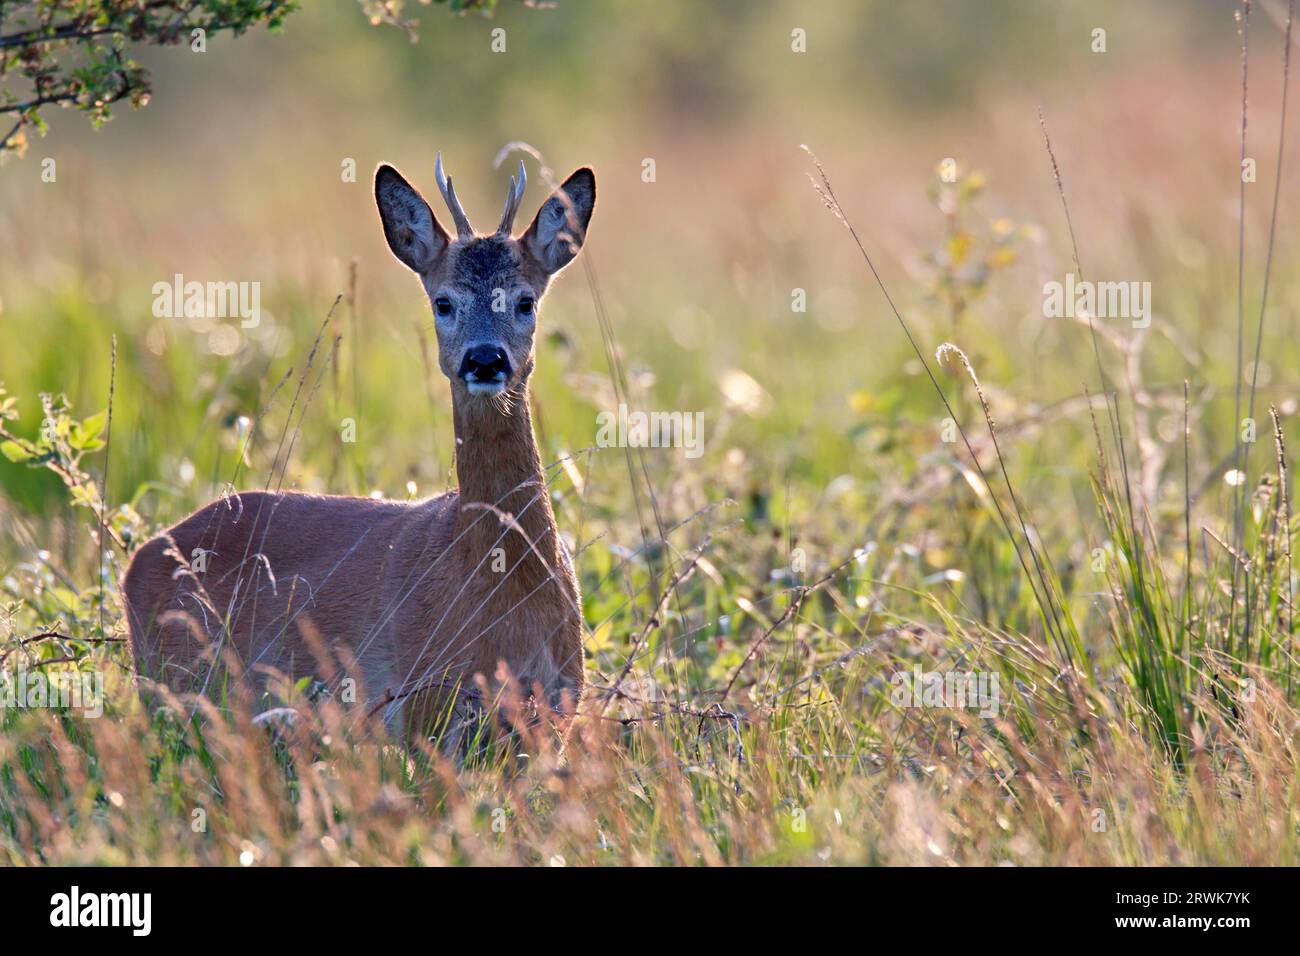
6,0,1300,867
0,0,1296,615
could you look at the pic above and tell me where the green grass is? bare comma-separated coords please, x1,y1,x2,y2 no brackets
3,195,1299,863
2,10,1300,860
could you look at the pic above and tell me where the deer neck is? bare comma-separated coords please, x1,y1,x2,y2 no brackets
451,382,561,586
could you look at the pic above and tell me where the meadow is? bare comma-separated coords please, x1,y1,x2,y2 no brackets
0,0,1298,865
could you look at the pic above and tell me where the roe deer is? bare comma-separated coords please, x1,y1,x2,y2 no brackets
122,154,596,742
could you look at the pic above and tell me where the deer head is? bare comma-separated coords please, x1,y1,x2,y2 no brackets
374,154,596,399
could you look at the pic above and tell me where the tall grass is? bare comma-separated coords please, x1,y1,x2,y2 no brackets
1,6,1299,867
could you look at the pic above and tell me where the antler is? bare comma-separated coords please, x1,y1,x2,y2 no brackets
434,152,474,240
495,159,527,236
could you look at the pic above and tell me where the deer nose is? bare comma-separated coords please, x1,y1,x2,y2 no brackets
458,345,511,383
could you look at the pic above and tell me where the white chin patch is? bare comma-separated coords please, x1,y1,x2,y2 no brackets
466,380,506,396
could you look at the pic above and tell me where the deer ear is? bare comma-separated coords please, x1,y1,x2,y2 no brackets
522,167,595,276
375,164,450,274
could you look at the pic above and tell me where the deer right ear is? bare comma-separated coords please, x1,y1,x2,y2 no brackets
375,164,450,274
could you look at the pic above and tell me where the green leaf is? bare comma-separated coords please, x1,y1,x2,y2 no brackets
71,410,108,450
0,440,34,463
71,483,101,508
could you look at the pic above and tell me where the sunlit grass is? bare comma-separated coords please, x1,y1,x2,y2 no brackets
2,3,1299,861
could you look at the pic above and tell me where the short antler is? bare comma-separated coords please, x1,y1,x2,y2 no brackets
495,159,527,236
434,152,474,239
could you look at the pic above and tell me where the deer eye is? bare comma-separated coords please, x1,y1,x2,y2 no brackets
434,296,453,317
518,297,535,315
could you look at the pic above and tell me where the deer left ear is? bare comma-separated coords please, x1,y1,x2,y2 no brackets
522,168,596,275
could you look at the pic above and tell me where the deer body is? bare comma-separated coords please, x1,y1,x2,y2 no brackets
123,156,596,740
